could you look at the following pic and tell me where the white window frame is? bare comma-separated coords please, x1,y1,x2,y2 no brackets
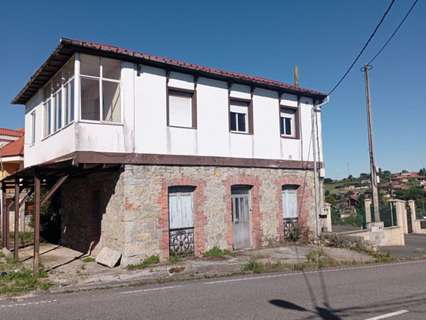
41,56,75,139
280,107,297,138
167,89,195,129
230,101,249,134
30,111,36,146
79,55,122,124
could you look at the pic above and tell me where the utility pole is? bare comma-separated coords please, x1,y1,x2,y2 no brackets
361,64,380,223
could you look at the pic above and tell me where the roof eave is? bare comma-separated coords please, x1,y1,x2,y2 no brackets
12,38,328,105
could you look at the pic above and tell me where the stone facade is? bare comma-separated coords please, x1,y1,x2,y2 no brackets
60,165,316,265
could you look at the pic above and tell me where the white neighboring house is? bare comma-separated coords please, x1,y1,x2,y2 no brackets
9,38,328,264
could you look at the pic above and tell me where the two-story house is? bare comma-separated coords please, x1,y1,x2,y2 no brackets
7,38,327,265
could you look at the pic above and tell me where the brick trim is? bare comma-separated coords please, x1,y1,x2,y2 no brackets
224,176,262,250
158,177,206,260
275,175,313,240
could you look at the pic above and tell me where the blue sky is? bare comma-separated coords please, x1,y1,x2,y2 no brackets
1,1,424,178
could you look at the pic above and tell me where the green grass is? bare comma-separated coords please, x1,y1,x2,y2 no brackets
203,246,234,258
82,256,95,263
127,255,160,270
369,250,395,263
0,269,51,296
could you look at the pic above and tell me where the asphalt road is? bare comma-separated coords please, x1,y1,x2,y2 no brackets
1,260,426,320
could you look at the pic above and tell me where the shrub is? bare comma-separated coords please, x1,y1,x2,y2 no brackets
127,255,160,270
203,246,233,258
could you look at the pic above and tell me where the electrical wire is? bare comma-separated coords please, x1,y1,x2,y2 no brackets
367,0,419,65
327,0,396,96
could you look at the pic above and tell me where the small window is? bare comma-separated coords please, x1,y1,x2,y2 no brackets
30,111,36,145
230,100,249,133
282,185,299,219
168,90,194,128
280,108,297,138
80,54,100,77
168,186,195,229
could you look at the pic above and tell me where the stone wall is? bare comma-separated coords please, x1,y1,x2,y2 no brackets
60,169,124,255
60,165,316,265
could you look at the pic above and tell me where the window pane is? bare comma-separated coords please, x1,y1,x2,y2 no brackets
44,100,52,136
237,113,246,132
285,117,292,135
80,54,100,77
61,57,74,83
168,92,192,127
102,81,121,122
102,58,121,80
280,117,284,135
31,112,36,145
230,112,237,131
81,77,100,120
55,91,62,131
69,80,74,122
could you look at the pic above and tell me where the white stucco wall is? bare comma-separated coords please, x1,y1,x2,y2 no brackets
24,54,325,167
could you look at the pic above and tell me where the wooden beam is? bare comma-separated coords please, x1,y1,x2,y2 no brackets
14,179,19,260
33,175,41,275
40,175,68,207
1,184,6,249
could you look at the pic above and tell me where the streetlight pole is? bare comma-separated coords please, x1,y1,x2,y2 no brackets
362,64,380,223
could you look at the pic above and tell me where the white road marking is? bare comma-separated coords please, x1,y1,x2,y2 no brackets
364,309,409,320
120,285,184,295
0,299,57,309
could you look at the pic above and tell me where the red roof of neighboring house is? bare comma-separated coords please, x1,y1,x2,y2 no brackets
0,128,24,137
12,38,327,105
0,136,24,157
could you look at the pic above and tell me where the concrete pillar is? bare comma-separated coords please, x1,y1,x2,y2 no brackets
393,200,408,234
322,203,332,232
364,199,372,225
408,200,418,233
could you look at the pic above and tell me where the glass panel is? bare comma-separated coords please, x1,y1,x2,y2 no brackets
168,92,192,127
285,117,292,135
102,58,121,80
55,91,62,131
44,100,52,136
230,112,237,131
81,77,100,120
61,57,74,83
64,80,74,124
102,81,121,122
31,112,36,145
280,117,284,135
237,113,246,132
80,54,100,77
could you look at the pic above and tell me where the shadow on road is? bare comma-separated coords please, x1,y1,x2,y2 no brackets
269,245,426,319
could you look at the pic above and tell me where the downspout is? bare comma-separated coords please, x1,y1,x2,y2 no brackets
312,96,329,238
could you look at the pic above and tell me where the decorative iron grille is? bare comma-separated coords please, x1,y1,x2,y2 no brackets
169,227,194,256
283,218,299,239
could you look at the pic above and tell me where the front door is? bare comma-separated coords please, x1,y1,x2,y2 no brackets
231,187,251,249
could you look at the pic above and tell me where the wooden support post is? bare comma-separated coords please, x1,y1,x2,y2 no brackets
33,175,41,275
1,184,6,249
14,179,19,260
5,187,10,250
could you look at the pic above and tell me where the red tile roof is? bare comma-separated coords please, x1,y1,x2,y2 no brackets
0,128,24,137
13,38,327,105
0,136,24,157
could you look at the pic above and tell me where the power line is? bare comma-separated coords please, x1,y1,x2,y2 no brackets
327,0,396,96
367,0,419,65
